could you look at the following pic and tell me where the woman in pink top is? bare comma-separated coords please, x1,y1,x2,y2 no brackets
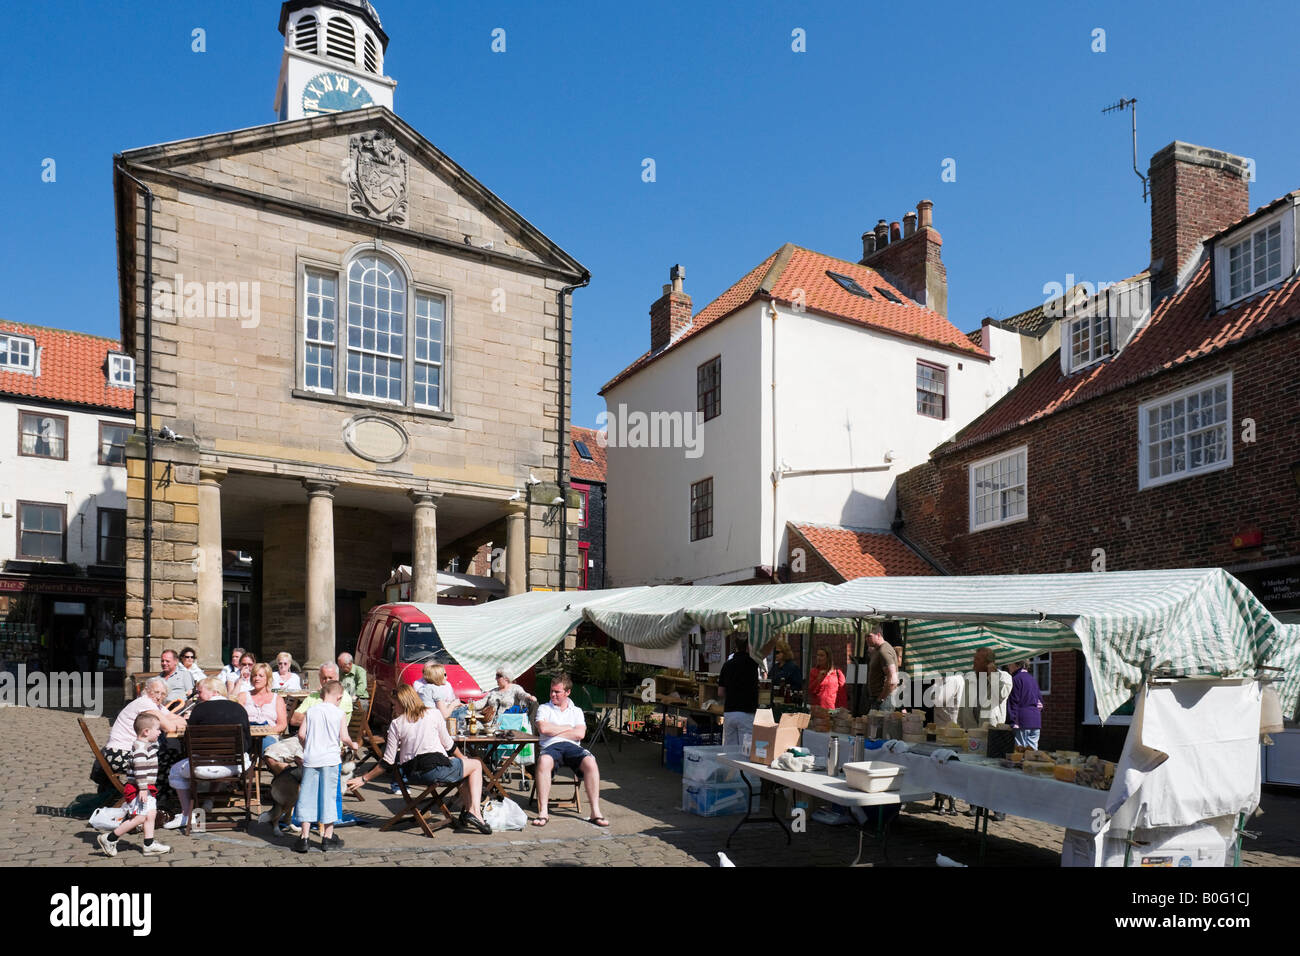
808,648,848,710
238,663,286,746
347,684,491,834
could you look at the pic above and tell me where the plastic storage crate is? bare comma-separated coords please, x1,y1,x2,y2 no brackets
681,780,760,817
682,746,743,784
665,733,701,773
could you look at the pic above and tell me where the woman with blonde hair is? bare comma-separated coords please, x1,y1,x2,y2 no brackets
347,684,491,834
239,663,287,745
270,652,302,691
771,640,803,692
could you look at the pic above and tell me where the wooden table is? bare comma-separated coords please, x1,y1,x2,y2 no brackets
717,755,932,865
453,733,540,801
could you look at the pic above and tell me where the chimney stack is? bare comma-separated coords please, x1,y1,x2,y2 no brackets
859,200,948,316
649,264,693,352
1148,142,1250,298
917,199,933,229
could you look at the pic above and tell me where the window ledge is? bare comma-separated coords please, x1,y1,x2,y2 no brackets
291,388,454,421
970,513,1029,534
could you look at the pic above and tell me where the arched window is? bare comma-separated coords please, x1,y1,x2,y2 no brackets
364,34,379,73
325,16,356,65
294,14,318,54
346,255,405,402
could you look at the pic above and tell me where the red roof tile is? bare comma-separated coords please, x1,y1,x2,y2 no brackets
950,255,1300,452
791,523,936,580
569,425,607,483
601,244,987,394
0,321,133,411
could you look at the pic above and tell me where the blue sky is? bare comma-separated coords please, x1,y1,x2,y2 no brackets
4,1,1297,428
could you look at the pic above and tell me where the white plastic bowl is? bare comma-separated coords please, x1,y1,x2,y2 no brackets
842,760,906,793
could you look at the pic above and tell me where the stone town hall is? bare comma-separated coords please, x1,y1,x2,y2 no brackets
114,1,586,678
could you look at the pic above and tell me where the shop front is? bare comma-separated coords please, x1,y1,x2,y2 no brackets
0,571,126,676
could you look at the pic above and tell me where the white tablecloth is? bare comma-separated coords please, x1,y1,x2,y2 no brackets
878,752,1110,831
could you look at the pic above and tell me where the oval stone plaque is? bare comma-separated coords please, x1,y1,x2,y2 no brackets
343,414,409,463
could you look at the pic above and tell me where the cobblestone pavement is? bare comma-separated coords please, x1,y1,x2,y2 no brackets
6,707,1298,868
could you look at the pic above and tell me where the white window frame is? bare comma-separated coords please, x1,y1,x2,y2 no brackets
1214,205,1295,308
1027,653,1051,695
412,289,447,411
345,254,406,405
968,445,1028,532
107,353,135,388
1066,312,1111,371
1137,372,1233,490
0,333,36,374
302,268,338,394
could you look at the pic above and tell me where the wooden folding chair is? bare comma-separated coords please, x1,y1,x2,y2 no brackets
347,696,384,793
529,761,583,816
380,767,458,838
185,724,255,834
80,718,126,807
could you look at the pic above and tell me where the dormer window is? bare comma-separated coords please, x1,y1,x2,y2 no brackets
0,333,36,373
107,353,135,388
1214,206,1295,308
1067,313,1111,371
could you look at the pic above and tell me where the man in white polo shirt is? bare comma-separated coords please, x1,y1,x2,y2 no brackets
531,673,607,828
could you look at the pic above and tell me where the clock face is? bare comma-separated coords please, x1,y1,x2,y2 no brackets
301,71,374,116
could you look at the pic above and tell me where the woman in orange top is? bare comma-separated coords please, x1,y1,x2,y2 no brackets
808,648,847,710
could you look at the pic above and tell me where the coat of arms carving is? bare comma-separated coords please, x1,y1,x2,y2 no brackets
347,131,409,226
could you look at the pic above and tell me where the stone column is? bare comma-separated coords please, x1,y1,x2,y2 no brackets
304,480,337,678
506,503,527,596
197,469,226,670
410,492,441,604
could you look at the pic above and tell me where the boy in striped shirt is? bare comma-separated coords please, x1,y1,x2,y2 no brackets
96,711,171,856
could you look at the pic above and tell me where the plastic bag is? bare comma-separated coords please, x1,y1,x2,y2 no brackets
482,798,527,831
89,806,127,831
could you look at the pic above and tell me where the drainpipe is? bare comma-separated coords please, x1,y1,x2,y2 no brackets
556,273,590,592
115,160,155,670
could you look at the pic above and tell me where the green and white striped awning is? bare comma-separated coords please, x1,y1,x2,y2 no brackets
746,569,1300,722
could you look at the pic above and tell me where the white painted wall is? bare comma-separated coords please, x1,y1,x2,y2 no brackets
603,305,766,586
762,304,1002,568
981,321,1028,399
0,402,130,566
605,300,1006,586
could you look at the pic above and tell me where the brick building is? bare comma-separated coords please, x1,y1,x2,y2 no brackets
896,142,1300,753
112,1,586,679
570,425,607,591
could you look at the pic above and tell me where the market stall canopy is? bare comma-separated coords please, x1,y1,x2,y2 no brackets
406,583,834,689
405,588,646,691
384,565,506,598
746,569,1300,722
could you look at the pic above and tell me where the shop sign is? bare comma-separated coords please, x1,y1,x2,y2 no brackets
0,577,123,598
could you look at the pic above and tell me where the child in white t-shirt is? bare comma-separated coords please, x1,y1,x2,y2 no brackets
413,663,458,717
293,680,355,854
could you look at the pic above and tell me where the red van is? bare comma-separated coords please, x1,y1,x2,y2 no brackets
354,603,485,732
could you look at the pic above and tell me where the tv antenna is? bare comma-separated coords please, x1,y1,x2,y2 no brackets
1102,97,1148,202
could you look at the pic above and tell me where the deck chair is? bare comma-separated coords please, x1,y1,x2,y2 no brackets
529,755,583,816
184,724,255,834
381,765,458,838
80,718,126,807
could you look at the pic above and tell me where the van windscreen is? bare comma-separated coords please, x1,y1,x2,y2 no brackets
400,623,456,665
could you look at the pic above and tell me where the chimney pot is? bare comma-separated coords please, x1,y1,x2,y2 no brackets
874,219,889,247
917,199,934,229
650,265,693,352
903,211,918,238
862,231,877,259
662,284,671,295
890,221,902,242
670,263,685,293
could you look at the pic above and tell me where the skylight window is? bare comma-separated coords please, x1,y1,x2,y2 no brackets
826,271,874,299
875,286,904,304
574,440,593,461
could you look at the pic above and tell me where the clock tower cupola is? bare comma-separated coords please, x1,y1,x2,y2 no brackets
274,0,395,120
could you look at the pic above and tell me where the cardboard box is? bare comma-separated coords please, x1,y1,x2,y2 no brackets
746,709,811,766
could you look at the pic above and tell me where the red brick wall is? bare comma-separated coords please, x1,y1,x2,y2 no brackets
1149,143,1249,297
897,323,1300,576
1039,651,1078,751
864,230,947,316
649,289,693,352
